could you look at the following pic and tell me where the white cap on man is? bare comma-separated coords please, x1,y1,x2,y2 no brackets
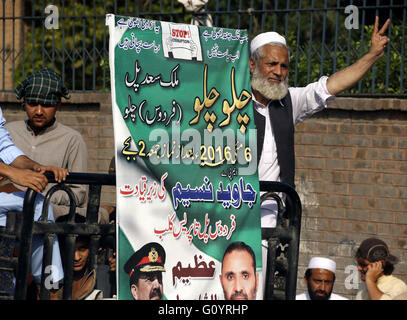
250,31,287,54
307,257,336,273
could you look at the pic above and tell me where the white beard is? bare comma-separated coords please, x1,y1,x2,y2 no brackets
251,67,289,101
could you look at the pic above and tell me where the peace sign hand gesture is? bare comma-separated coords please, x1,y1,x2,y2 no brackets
369,16,390,60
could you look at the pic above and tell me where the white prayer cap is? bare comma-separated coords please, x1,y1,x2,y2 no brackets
307,257,336,274
250,31,287,54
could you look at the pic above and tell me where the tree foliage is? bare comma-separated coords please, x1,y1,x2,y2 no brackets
16,0,406,95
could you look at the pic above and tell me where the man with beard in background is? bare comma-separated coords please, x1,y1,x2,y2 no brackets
124,242,166,300
249,17,390,296
296,257,348,300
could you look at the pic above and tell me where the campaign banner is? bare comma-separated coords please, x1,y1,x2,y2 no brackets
106,14,262,300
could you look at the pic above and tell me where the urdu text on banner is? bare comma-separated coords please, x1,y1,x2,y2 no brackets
106,14,262,300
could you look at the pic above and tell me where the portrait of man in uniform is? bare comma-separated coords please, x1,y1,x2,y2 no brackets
124,242,166,300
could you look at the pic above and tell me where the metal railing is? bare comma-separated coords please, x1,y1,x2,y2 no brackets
1,173,301,300
0,210,20,300
0,0,406,96
260,181,302,300
0,172,116,300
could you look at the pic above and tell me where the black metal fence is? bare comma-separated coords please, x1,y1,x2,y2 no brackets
1,1,406,96
0,172,116,300
0,172,301,300
260,181,302,300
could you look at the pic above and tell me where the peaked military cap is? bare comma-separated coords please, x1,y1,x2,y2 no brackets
124,242,166,278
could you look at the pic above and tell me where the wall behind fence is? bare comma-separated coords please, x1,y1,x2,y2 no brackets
295,97,407,299
1,92,406,299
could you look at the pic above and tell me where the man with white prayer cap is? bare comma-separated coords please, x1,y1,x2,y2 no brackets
296,257,348,300
250,17,391,298
251,17,390,226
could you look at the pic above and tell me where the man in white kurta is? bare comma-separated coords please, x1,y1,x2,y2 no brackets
249,17,391,298
296,257,348,300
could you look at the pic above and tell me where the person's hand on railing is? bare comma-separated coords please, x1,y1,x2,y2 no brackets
33,164,69,183
7,155,68,185
3,165,48,193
